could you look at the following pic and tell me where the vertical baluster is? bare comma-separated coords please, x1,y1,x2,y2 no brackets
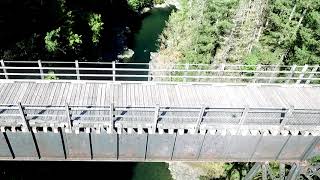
1,60,8,79
17,102,29,132
279,163,285,180
38,60,44,79
195,106,206,133
65,104,72,132
218,63,225,82
148,63,152,81
306,65,319,84
262,164,267,180
109,103,114,132
112,61,116,82
252,64,261,83
268,64,279,83
285,65,297,84
296,64,308,84
238,106,249,135
152,105,160,133
280,105,294,129
183,64,189,82
75,60,80,80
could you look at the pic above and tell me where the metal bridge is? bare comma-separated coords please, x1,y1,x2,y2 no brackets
0,60,319,179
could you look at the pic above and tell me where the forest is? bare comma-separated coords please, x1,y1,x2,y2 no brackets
1,0,319,66
0,0,319,180
0,0,162,61
154,0,320,66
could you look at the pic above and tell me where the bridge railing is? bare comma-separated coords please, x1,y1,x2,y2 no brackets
0,103,319,134
0,60,319,84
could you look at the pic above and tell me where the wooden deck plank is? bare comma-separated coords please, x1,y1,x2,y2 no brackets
0,83,14,103
77,83,85,106
3,83,20,104
15,83,29,104
0,82,319,114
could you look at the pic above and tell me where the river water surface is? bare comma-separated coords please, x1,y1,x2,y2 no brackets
131,7,174,63
129,6,174,180
0,6,174,180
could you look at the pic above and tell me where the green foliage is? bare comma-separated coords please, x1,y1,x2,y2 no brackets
190,163,225,179
45,71,59,80
309,155,320,165
244,47,282,66
88,13,104,45
153,0,165,4
68,32,82,49
258,0,320,65
44,7,83,54
128,0,153,11
44,27,61,52
157,0,239,65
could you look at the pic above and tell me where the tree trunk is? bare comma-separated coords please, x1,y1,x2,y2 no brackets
286,4,296,25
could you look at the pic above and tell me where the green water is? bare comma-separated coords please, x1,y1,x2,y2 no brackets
129,7,174,180
132,162,173,180
132,7,174,63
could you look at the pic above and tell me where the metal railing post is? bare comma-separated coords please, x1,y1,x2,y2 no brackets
280,105,294,128
109,103,114,132
244,163,262,180
75,60,80,80
112,61,116,82
268,64,279,83
252,64,261,83
239,106,249,125
285,65,297,84
183,64,189,82
152,105,160,133
306,65,319,84
38,60,44,79
279,163,285,180
296,64,308,84
262,164,267,180
195,106,206,133
218,63,225,82
148,63,152,81
238,106,249,134
218,63,225,76
1,60,8,79
18,102,41,158
17,102,29,131
65,104,72,132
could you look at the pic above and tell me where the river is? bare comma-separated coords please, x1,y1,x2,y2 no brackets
131,6,174,63
129,6,174,180
0,5,174,180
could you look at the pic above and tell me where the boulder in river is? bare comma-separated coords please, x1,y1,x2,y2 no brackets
117,48,135,62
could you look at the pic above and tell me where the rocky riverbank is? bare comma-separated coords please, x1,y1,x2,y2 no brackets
168,162,226,180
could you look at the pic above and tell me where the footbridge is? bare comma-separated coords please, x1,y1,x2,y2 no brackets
0,60,319,178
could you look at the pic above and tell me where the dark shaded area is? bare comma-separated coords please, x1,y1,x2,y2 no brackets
0,0,143,61
0,161,135,179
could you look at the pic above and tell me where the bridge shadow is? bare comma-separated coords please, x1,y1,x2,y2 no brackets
0,161,136,180
158,107,170,122
0,105,13,114
115,106,130,122
30,105,52,120
74,106,92,121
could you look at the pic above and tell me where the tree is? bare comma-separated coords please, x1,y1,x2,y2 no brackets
155,0,239,65
127,0,153,11
88,13,104,45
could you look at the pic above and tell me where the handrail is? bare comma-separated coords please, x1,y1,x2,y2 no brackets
0,60,319,84
0,103,319,134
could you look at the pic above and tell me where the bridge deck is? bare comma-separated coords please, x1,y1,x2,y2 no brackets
0,81,319,132
0,81,319,108
0,81,319,161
